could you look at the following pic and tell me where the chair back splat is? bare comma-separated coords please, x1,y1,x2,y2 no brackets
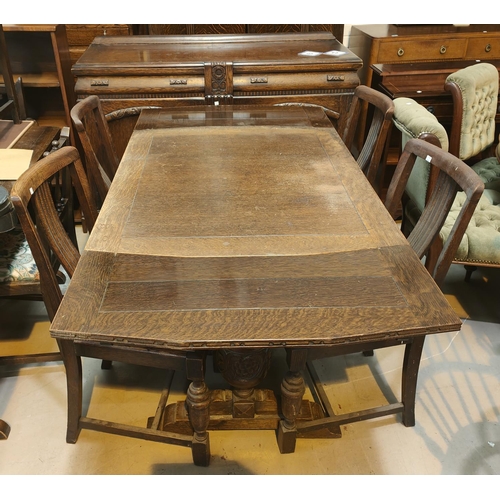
385,138,484,286
10,146,98,320
342,84,394,191
71,95,120,207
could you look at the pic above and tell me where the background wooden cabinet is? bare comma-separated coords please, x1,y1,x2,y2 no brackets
135,24,344,40
1,24,75,131
65,24,132,65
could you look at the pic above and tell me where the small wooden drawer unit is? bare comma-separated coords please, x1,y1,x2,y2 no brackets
349,24,500,88
72,32,362,131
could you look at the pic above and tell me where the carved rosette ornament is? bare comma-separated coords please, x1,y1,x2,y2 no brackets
214,348,272,390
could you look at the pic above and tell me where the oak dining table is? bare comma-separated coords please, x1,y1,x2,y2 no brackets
50,105,462,466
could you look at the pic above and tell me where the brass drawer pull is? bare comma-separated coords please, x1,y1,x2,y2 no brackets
327,75,345,82
397,48,405,57
250,77,268,84
170,79,187,85
91,79,109,87
485,43,492,52
440,45,447,54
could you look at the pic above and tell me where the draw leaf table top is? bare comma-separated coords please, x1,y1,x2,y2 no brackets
50,105,461,466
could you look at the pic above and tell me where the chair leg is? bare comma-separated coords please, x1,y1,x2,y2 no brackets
401,336,425,427
464,265,477,282
57,339,83,444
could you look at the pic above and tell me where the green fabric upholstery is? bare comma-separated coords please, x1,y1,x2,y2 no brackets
0,224,39,283
471,155,500,202
441,192,500,264
393,97,449,212
393,96,500,270
445,62,499,160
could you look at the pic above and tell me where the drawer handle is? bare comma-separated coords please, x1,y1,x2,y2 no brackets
397,48,405,57
250,77,268,84
91,79,109,87
485,43,492,52
426,105,435,115
170,79,187,85
327,75,345,82
440,45,447,54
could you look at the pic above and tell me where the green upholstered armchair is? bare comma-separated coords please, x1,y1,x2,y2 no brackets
445,62,500,206
393,97,500,282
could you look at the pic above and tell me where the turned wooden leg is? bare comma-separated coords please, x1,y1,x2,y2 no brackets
277,348,307,454
401,336,425,427
185,353,210,466
57,339,82,443
186,381,211,466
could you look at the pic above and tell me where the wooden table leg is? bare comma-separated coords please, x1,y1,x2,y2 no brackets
401,335,425,427
57,339,83,443
277,348,307,454
185,353,210,466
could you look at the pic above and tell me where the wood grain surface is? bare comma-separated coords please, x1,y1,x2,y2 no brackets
51,107,461,350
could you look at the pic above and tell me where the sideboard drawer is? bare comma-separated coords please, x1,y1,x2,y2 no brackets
233,71,359,93
377,38,468,63
466,36,500,59
75,75,206,97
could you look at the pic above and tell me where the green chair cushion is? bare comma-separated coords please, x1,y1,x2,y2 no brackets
471,156,500,195
393,97,449,212
440,192,500,264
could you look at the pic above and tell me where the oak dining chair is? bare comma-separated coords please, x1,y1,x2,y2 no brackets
70,95,120,208
303,138,484,437
341,84,395,192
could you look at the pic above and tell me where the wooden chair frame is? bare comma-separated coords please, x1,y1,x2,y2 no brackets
70,95,120,207
300,138,484,438
342,84,395,190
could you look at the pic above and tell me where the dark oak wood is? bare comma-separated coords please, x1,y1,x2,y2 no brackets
72,32,361,142
2,25,76,135
342,84,394,191
50,105,462,465
349,24,500,90
0,25,21,123
71,95,120,207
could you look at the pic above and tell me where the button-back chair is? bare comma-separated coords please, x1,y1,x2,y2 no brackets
444,62,500,279
300,137,484,438
70,95,120,208
11,145,209,465
341,84,395,191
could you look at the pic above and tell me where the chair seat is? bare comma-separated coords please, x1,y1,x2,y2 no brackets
0,225,39,283
440,192,500,265
471,156,500,203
